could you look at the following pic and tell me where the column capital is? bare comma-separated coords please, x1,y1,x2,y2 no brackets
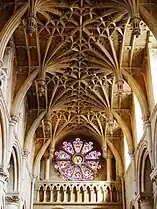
5,195,20,205
142,115,151,127
102,146,108,158
36,79,46,97
128,146,134,157
0,166,9,182
10,114,19,126
106,150,113,159
0,60,3,68
23,149,30,159
49,147,55,159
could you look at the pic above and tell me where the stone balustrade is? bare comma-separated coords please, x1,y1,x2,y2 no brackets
34,180,122,204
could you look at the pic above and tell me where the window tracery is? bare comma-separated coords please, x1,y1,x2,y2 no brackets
55,138,101,181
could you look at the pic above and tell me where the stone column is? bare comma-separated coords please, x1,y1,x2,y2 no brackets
0,61,7,92
143,117,153,167
83,185,87,203
56,189,60,202
97,187,103,202
21,150,30,194
5,195,20,209
44,158,50,180
128,148,137,195
50,187,53,202
30,175,36,209
63,186,67,202
8,115,18,164
0,168,8,208
106,150,113,181
90,187,94,202
76,186,81,202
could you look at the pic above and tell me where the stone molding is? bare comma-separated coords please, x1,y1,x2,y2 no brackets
150,167,157,185
5,194,20,204
0,166,9,182
136,192,153,204
22,149,30,159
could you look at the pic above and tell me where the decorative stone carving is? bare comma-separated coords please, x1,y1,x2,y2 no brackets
102,145,108,159
150,167,157,185
5,195,20,204
43,118,52,137
9,115,19,127
49,147,55,159
36,79,46,97
0,166,9,182
131,16,141,38
107,116,114,135
26,15,36,36
23,149,30,159
116,79,124,95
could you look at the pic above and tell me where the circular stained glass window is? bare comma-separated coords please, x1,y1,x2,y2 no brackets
55,138,101,181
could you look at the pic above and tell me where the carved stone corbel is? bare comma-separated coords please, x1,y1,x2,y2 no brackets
131,16,141,38
36,79,46,97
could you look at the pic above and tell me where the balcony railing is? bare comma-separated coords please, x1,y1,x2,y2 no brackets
34,180,122,204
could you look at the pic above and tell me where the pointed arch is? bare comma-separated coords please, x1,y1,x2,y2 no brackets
0,3,28,61
136,140,149,193
33,139,51,175
11,68,39,116
0,98,8,168
112,109,133,152
24,111,46,152
140,6,157,41
122,69,149,119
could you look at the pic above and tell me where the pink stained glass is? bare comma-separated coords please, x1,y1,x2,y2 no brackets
62,141,74,155
85,150,101,160
73,138,83,153
72,166,82,180
86,160,100,171
56,161,71,170
81,141,93,154
63,166,75,178
81,165,94,179
55,150,71,160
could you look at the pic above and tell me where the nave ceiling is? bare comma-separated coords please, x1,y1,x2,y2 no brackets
1,0,157,160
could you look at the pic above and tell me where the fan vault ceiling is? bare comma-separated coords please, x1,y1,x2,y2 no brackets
1,0,157,161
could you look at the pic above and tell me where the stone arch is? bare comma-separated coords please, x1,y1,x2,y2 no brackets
112,109,133,152
11,68,39,116
12,141,22,191
122,69,149,120
7,146,20,192
33,139,51,175
153,117,157,167
0,4,28,62
140,6,157,41
136,140,153,208
136,140,149,193
137,143,153,209
24,110,46,152
0,99,8,168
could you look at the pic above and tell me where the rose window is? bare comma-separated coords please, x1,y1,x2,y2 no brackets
55,138,101,181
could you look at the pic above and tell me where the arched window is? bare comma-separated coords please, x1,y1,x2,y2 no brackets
55,138,101,181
